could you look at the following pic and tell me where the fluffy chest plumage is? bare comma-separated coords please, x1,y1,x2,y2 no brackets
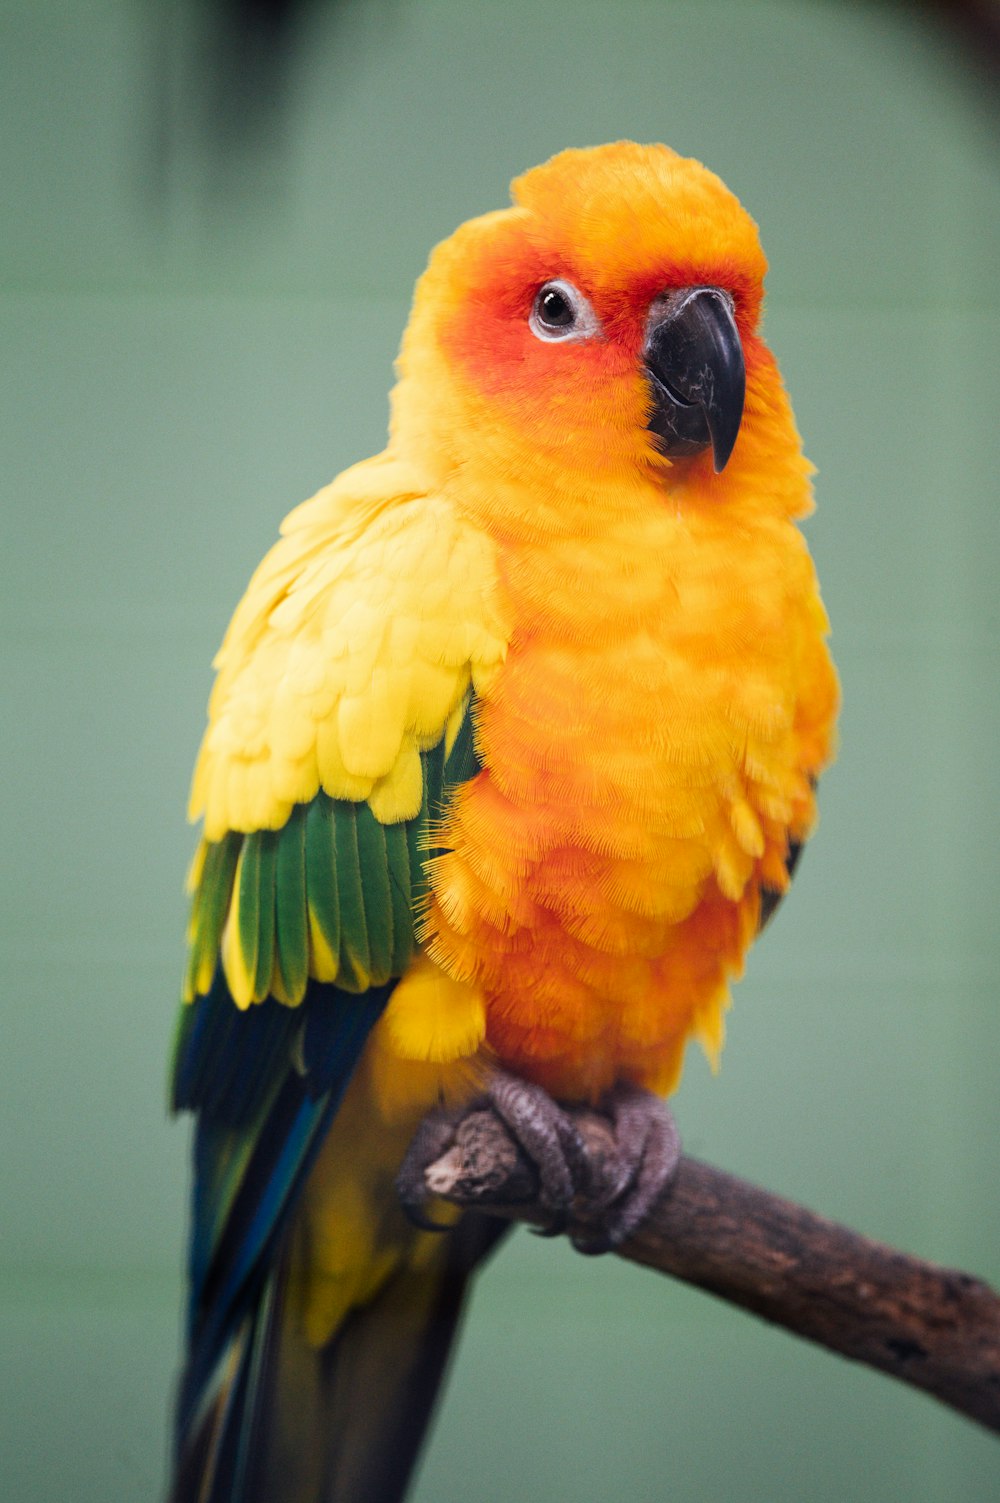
425,492,827,1100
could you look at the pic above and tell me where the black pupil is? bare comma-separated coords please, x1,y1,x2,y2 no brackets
539,286,574,328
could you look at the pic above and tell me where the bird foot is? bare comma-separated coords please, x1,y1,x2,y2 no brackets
395,1103,471,1231
396,1071,680,1253
395,1070,591,1232
570,1082,682,1254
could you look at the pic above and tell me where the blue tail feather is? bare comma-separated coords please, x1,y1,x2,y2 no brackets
171,978,390,1491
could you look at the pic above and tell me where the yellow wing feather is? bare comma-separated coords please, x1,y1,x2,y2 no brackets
190,454,508,842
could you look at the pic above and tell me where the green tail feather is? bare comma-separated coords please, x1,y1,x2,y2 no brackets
172,1211,507,1503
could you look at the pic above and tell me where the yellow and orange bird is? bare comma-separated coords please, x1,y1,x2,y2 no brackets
169,142,838,1503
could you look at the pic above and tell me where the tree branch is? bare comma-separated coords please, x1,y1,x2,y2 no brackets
423,1108,1000,1437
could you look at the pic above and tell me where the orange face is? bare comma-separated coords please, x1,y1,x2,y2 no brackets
394,143,769,482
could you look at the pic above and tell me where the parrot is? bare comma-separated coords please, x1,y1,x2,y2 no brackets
168,141,838,1503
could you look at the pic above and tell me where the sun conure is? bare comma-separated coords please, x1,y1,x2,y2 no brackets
169,141,838,1503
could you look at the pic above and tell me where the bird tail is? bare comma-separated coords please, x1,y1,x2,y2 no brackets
169,1210,507,1503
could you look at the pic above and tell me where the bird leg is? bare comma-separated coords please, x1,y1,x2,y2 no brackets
396,1071,680,1252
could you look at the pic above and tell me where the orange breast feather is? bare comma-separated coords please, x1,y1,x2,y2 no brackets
420,368,836,1104
393,143,838,1104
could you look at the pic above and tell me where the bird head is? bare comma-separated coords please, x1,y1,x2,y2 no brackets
390,143,806,528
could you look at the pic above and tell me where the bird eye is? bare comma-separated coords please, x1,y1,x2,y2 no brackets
537,286,573,327
529,280,599,342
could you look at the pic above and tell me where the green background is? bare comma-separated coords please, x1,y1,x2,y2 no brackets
2,2,998,1498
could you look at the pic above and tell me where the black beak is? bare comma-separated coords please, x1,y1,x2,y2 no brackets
643,286,745,472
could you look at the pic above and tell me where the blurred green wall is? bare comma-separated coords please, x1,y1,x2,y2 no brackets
2,1,998,1498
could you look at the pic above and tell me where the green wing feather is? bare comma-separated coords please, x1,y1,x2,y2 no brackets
383,822,413,976
185,832,241,1001
252,833,278,1003
183,697,479,1012
355,805,395,987
304,796,341,991
332,801,372,992
274,805,308,1002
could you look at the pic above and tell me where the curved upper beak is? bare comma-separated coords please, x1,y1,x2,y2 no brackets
643,287,745,473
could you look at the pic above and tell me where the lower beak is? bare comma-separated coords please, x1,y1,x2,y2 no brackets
643,286,745,473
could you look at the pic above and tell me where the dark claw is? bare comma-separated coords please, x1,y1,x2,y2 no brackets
569,1230,616,1257
570,1085,682,1253
396,1073,680,1253
532,1212,569,1239
487,1071,591,1213
395,1105,464,1231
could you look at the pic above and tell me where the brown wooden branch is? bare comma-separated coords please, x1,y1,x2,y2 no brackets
423,1109,1000,1437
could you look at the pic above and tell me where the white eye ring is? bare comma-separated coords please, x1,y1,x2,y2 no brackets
529,279,601,342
